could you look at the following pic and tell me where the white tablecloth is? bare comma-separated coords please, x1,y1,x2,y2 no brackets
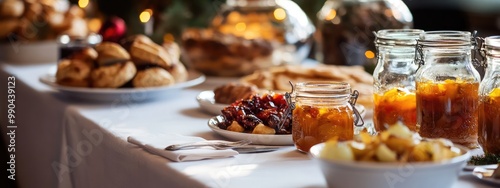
0,62,495,188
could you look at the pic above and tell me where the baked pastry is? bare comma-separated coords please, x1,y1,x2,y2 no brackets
56,59,92,87
130,38,173,69
132,67,175,88
90,61,136,88
70,47,98,63
95,42,130,66
240,64,374,108
213,82,258,104
0,19,18,38
162,41,181,63
168,62,188,83
0,0,24,18
181,28,275,77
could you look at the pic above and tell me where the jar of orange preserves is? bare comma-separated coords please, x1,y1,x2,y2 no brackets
373,29,423,132
292,81,363,152
415,31,481,149
479,36,500,155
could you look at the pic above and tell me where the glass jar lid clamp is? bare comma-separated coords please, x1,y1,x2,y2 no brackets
414,30,484,67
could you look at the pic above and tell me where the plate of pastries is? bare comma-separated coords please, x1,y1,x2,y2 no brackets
0,0,89,63
39,35,205,102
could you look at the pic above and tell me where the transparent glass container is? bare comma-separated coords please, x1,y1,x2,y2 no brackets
415,31,481,149
478,36,500,155
181,0,315,77
373,29,423,132
316,0,413,73
292,81,362,152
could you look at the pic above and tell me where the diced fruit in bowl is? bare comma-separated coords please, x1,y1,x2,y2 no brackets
309,123,471,188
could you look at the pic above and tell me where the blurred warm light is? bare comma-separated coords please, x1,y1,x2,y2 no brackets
325,9,337,21
235,22,246,32
78,0,89,9
163,33,174,43
87,18,102,33
139,10,152,23
227,12,241,23
273,8,286,21
365,50,375,59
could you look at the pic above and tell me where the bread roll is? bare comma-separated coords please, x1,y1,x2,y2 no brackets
95,42,130,66
56,59,92,87
90,61,136,88
132,67,175,88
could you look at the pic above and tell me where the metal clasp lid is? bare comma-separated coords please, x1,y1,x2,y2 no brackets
349,90,364,127
277,81,296,131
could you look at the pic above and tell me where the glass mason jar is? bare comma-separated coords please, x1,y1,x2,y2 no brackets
57,33,102,60
316,0,413,73
373,29,423,132
478,36,500,155
292,81,362,152
415,31,481,149
182,0,315,77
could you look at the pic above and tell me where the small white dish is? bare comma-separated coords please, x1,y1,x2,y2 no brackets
40,70,205,102
472,164,500,186
208,115,293,146
197,90,367,118
196,90,229,115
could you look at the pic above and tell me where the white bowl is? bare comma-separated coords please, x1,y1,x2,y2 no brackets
309,143,471,188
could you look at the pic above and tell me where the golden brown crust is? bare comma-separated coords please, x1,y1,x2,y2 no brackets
0,19,18,38
0,0,24,18
132,67,175,88
90,61,136,88
168,62,188,83
130,39,173,69
95,42,130,66
213,82,258,104
56,59,92,87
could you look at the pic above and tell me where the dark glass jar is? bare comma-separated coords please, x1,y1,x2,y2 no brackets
316,0,412,73
415,31,481,149
478,36,500,155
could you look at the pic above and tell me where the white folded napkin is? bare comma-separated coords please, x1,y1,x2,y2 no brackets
127,134,238,162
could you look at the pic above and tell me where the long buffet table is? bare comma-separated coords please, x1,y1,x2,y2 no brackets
0,62,495,188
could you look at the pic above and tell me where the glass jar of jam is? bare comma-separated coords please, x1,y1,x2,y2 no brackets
479,36,500,155
373,29,423,132
292,81,363,152
415,31,481,149
315,0,413,73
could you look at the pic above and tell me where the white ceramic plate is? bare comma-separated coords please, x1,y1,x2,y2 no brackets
472,164,500,186
40,70,205,102
197,90,367,118
208,115,293,146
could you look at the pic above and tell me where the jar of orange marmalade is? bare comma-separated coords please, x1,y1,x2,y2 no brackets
479,36,500,155
292,81,363,152
415,31,481,149
373,29,423,132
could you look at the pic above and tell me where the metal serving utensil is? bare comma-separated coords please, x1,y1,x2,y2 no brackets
165,140,252,151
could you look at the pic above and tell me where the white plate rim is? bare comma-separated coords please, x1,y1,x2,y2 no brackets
207,115,293,146
39,70,205,99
